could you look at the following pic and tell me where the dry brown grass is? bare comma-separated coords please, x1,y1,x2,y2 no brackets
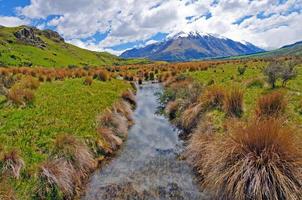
224,87,244,117
200,85,225,110
53,134,96,180
83,76,93,85
98,110,128,138
97,127,123,151
199,118,302,200
37,158,75,198
19,76,40,90
6,86,35,106
165,100,180,120
255,91,287,118
122,89,136,107
113,100,134,125
0,149,24,179
180,103,204,132
0,178,16,200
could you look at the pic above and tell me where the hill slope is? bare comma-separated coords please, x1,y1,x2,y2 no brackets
230,40,302,59
120,31,264,62
0,26,148,67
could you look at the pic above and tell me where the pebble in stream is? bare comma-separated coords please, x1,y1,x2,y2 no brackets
82,83,209,200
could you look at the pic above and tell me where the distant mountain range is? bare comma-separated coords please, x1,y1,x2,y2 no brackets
120,31,264,62
0,26,148,67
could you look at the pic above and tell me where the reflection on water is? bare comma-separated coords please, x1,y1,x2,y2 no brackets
82,83,208,200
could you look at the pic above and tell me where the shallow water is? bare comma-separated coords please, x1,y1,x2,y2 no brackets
82,83,208,200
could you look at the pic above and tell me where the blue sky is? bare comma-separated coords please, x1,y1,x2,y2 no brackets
0,0,301,55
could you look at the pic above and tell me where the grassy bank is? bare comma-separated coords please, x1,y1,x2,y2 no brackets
0,78,131,199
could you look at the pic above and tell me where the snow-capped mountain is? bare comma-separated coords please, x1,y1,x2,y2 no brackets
120,31,264,62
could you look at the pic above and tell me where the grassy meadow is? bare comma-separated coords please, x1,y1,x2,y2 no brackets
0,72,132,199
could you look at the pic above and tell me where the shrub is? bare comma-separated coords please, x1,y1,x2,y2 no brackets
53,134,96,180
255,91,287,118
6,86,35,106
263,62,283,88
281,61,297,87
37,158,75,199
237,66,246,75
200,119,302,200
83,76,93,86
0,149,25,179
224,87,244,117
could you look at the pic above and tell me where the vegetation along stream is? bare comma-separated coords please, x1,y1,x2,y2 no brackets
82,83,208,200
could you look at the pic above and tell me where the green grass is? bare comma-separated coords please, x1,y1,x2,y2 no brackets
188,61,302,125
0,78,131,199
0,26,149,67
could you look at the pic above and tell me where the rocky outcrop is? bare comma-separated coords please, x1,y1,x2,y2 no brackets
14,27,46,48
42,29,65,42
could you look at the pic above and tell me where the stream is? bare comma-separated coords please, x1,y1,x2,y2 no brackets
82,83,208,200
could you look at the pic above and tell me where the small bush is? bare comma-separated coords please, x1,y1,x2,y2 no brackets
263,62,283,88
200,119,302,200
237,66,246,75
255,91,287,118
224,87,244,117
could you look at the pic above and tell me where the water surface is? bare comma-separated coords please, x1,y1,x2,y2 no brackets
83,83,208,200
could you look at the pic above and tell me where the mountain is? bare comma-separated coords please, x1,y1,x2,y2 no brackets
0,26,148,67
120,31,264,62
229,40,302,59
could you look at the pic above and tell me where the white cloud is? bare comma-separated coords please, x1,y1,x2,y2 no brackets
16,0,302,51
0,16,29,27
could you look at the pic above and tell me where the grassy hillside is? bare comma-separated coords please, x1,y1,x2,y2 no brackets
0,77,131,199
0,26,149,67
229,42,302,59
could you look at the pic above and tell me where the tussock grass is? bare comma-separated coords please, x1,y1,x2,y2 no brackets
0,149,25,179
255,91,287,118
200,85,225,109
180,103,204,132
37,158,75,199
97,127,123,151
83,76,93,85
0,178,16,200
122,89,136,107
165,100,180,120
199,119,302,200
53,134,96,180
6,85,35,106
224,87,244,117
113,100,134,125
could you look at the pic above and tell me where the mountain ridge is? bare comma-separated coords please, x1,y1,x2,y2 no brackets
120,31,264,62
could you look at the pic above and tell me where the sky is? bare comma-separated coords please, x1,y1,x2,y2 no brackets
0,0,301,55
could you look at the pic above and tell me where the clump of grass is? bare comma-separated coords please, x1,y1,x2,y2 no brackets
201,85,225,110
224,87,244,117
245,77,264,88
94,70,110,81
37,158,75,199
6,86,35,106
97,127,123,151
255,91,287,118
53,134,96,180
98,110,128,138
0,178,16,200
0,149,24,179
122,89,136,107
113,100,134,125
165,100,180,120
83,76,93,86
180,103,204,132
200,118,302,200
19,76,40,90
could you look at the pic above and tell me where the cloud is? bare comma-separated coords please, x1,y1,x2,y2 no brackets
0,16,29,27
15,0,302,52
